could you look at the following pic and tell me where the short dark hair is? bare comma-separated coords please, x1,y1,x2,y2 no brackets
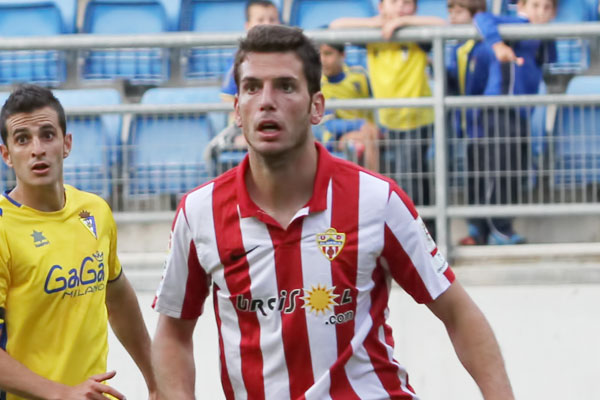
321,42,345,54
1,84,66,146
245,0,277,21
234,25,322,97
447,0,486,15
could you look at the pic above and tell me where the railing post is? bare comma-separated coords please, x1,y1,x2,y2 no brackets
432,36,450,257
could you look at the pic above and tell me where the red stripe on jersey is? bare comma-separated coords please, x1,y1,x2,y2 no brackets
213,284,235,400
444,267,455,282
365,263,415,399
382,318,416,395
328,169,361,400
268,224,314,399
212,178,266,400
180,239,210,319
381,225,433,304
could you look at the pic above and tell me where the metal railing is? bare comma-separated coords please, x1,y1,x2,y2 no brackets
0,22,599,254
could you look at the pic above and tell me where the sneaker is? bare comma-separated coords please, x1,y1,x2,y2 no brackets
488,231,526,245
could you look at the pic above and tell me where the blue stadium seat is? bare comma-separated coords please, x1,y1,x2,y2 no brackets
0,2,67,86
128,87,219,196
546,0,591,73
180,0,246,80
416,0,448,19
553,76,600,187
53,89,123,198
81,0,170,84
290,0,375,29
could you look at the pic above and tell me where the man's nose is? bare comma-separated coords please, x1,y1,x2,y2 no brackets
259,83,276,111
31,136,45,157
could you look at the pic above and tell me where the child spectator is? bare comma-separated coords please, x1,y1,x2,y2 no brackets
468,0,556,245
206,0,281,163
330,0,445,236
445,0,497,245
319,42,380,171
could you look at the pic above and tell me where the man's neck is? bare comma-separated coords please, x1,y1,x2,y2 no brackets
8,182,65,212
246,141,318,229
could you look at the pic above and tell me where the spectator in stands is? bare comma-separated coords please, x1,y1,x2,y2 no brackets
319,42,380,171
469,0,556,245
445,0,498,245
329,0,445,236
210,0,281,154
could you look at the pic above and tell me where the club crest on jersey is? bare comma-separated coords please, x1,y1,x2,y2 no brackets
79,210,97,239
316,228,346,261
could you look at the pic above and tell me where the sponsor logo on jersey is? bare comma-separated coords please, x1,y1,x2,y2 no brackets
234,284,355,325
79,210,98,239
44,251,106,298
316,228,346,261
31,230,49,248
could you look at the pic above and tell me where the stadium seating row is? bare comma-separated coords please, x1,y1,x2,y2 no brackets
0,0,596,86
1,76,598,199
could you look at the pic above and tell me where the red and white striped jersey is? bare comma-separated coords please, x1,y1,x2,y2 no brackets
153,143,455,400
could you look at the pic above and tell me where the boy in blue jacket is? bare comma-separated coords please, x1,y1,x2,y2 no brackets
461,0,556,245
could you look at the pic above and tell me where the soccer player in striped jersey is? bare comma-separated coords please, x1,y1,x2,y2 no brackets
152,24,514,400
0,85,158,400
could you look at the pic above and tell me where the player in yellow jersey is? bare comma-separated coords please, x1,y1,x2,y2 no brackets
0,85,158,399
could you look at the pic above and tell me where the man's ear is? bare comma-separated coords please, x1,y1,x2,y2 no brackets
234,95,243,127
63,133,72,159
310,91,325,125
0,144,11,168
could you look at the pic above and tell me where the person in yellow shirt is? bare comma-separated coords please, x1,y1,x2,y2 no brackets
0,84,157,400
330,0,446,233
319,42,379,171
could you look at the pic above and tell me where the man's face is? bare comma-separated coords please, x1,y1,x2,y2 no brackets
448,5,473,24
246,5,280,30
234,51,324,158
517,0,555,24
0,106,71,190
379,0,417,20
320,44,345,77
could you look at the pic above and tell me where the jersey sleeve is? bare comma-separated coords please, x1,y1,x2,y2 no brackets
0,222,10,330
107,211,122,282
153,197,211,319
474,11,527,47
380,184,455,303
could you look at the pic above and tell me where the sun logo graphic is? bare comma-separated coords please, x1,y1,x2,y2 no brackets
302,284,339,315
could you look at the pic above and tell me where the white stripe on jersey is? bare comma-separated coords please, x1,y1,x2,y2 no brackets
345,171,391,398
188,184,248,399
385,191,451,300
239,216,291,400
378,325,418,399
300,179,336,400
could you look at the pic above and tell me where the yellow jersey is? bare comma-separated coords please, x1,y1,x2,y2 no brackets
0,185,121,399
321,65,374,123
366,42,434,131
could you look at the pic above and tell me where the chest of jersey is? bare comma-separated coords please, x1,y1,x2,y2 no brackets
5,207,111,301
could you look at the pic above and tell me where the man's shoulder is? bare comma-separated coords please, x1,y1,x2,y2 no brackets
179,167,239,209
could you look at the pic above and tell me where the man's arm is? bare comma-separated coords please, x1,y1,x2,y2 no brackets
381,15,446,39
474,12,527,64
426,281,514,400
0,344,124,400
152,314,198,399
106,274,158,399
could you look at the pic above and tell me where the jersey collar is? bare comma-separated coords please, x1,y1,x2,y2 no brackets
236,141,333,222
325,70,346,84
